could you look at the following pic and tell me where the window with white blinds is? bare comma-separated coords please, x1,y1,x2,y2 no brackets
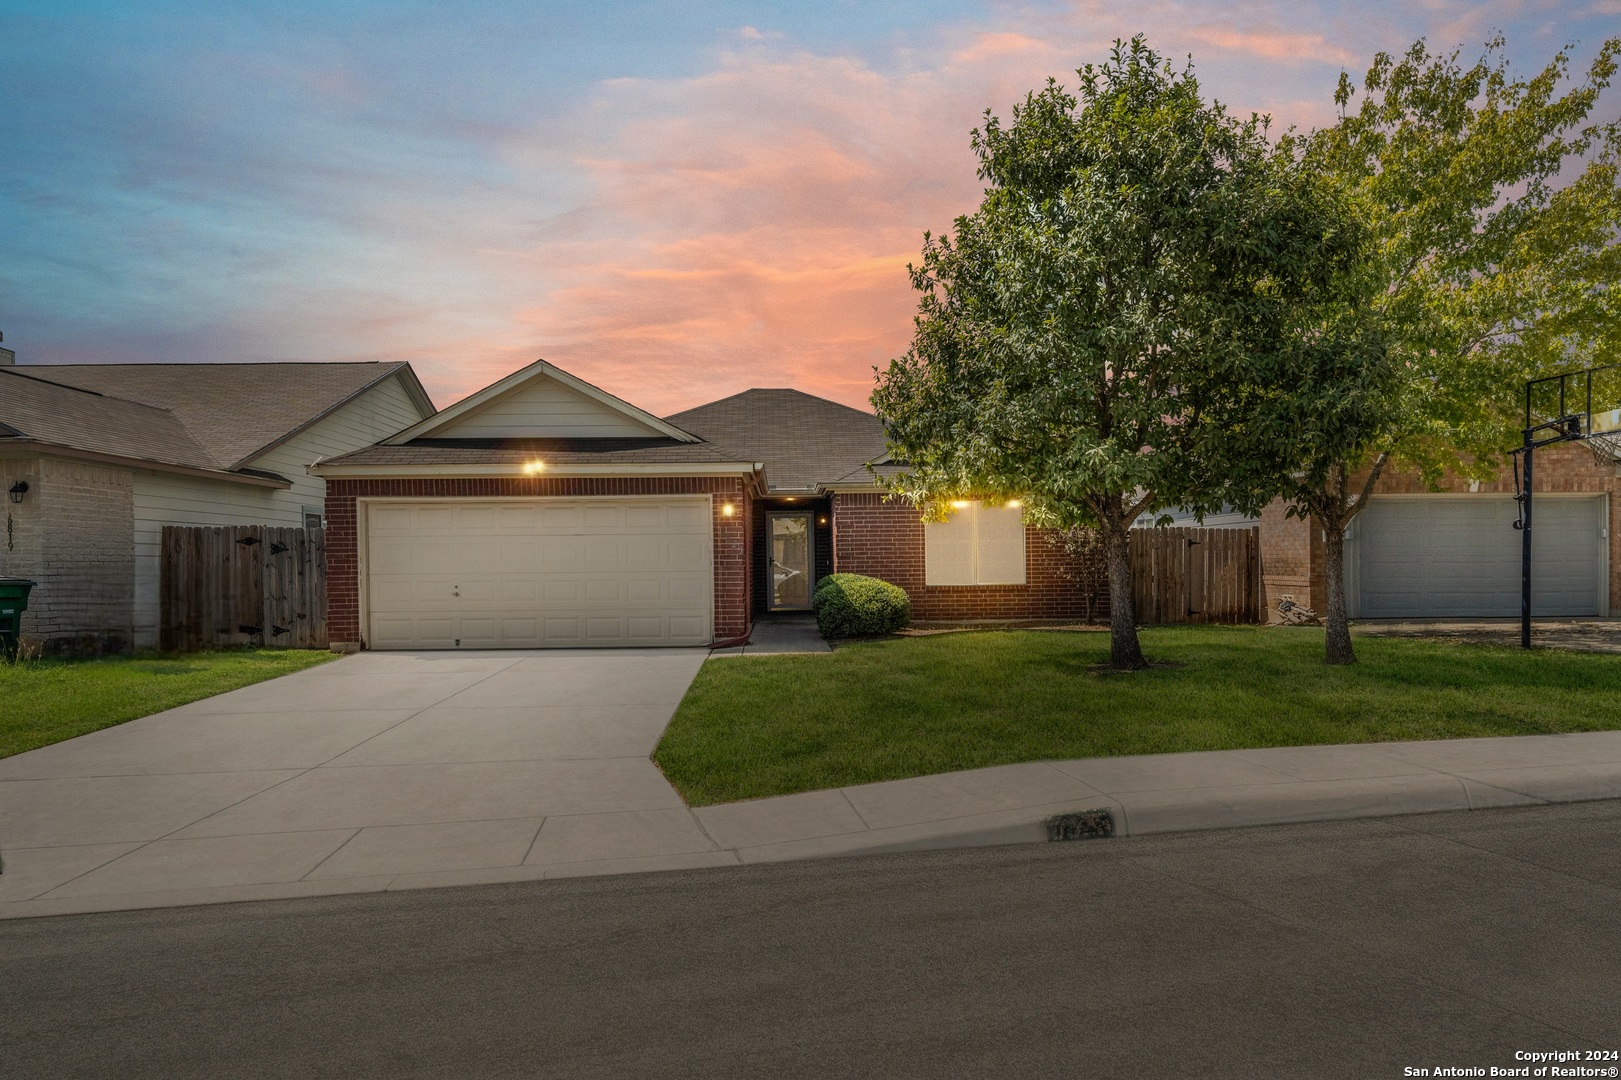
923,501,1027,586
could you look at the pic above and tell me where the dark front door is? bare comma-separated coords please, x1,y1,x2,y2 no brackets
769,513,813,610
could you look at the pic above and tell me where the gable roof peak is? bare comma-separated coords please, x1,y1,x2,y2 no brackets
385,359,701,445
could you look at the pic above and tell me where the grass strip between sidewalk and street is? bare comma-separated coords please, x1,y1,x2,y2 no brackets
0,648,337,758
654,625,1621,806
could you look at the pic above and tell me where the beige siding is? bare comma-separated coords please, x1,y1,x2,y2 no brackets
0,456,135,653
431,377,659,439
130,374,429,646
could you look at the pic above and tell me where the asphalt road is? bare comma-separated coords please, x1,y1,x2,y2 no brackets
4,801,1619,1080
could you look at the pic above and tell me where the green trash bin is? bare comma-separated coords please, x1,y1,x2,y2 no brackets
0,578,37,662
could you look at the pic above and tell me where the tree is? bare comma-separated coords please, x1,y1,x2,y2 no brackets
872,38,1366,670
1282,35,1621,665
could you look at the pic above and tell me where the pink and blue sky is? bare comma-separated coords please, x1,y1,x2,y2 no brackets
2,1,1616,414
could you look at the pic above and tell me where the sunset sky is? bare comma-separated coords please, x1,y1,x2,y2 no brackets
3,1,1617,415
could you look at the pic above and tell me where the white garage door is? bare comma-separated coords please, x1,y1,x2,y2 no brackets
1350,496,1607,618
365,498,713,649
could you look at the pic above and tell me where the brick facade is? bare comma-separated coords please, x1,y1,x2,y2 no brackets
0,454,135,655
830,493,1106,622
1258,441,1621,619
324,475,753,648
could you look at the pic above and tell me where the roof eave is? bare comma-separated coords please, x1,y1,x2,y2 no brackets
310,460,764,479
0,439,293,488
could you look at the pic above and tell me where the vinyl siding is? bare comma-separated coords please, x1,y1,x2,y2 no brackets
129,374,429,647
430,377,660,439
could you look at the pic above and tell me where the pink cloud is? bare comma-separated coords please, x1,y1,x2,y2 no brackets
375,5,1485,417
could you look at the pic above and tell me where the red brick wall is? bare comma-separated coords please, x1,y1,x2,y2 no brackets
325,476,750,647
830,493,1106,621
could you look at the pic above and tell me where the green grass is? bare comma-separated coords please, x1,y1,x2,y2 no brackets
654,626,1621,805
0,648,337,758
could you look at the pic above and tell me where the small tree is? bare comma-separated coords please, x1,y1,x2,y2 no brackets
872,38,1366,670
1284,35,1621,665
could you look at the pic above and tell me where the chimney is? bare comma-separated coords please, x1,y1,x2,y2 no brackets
0,331,12,366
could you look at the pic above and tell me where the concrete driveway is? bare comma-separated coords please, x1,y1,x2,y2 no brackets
0,649,724,917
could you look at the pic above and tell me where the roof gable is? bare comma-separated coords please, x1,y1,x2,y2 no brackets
386,360,698,444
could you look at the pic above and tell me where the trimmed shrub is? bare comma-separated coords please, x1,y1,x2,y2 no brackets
812,573,911,639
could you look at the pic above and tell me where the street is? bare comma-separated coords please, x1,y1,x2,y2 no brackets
4,800,1619,1079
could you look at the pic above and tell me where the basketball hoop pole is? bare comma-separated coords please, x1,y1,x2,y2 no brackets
1519,424,1533,650
1513,363,1618,650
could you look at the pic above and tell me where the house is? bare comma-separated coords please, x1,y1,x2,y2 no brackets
313,360,1101,650
1257,440,1617,620
0,354,434,653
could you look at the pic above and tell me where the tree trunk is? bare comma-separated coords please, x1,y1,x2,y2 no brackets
1102,524,1146,671
1323,520,1355,665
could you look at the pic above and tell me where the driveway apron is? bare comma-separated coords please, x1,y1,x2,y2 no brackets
0,649,727,917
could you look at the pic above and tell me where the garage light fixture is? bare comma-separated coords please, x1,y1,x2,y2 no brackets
721,503,735,516
522,461,545,475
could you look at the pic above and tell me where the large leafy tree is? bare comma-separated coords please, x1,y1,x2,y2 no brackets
872,38,1367,670
1281,35,1621,665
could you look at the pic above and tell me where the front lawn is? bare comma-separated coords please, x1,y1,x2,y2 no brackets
654,626,1621,805
0,649,337,758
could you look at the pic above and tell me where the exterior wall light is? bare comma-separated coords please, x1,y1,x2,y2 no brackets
1006,500,1021,509
8,481,26,504
522,461,545,475
950,500,971,509
721,503,735,516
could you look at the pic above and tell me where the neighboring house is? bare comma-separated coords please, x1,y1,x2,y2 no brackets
0,355,434,653
1257,441,1617,621
314,360,1101,651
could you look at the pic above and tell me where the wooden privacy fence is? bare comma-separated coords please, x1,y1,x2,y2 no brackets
161,525,328,651
1131,526,1264,624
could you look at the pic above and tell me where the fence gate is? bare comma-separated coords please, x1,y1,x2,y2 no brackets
160,525,328,651
1130,526,1263,625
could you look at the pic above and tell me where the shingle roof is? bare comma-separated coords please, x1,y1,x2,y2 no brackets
664,389,889,492
0,368,224,471
15,361,421,469
319,437,750,468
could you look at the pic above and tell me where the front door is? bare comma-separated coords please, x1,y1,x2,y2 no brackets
769,513,813,610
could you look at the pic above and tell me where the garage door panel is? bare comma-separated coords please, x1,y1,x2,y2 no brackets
1354,496,1604,618
365,498,713,648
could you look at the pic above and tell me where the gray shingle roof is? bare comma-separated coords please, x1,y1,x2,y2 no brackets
16,361,420,469
664,389,889,492
0,368,223,470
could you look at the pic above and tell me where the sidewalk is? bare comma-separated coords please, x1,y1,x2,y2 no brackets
691,730,1621,862
5,728,1619,918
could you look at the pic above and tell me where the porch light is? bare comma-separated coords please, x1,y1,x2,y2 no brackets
721,503,735,516
522,461,545,475
7,481,26,504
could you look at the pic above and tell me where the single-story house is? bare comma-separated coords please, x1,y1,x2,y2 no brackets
1258,439,1617,620
313,359,1102,650
0,353,434,653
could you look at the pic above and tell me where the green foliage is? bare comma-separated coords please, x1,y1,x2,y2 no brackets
811,573,911,639
1294,33,1621,486
1276,34,1621,665
871,36,1367,533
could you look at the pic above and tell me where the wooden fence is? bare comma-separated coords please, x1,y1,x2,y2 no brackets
1130,526,1263,624
160,525,328,651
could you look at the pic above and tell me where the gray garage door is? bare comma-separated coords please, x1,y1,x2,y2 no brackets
1350,496,1607,618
